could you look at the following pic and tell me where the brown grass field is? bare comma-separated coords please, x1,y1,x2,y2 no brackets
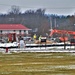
0,52,75,75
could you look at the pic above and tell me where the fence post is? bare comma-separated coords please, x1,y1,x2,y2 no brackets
6,47,8,53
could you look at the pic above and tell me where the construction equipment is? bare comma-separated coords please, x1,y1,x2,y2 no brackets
50,29,75,42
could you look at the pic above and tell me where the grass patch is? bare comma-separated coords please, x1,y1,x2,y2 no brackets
0,52,75,75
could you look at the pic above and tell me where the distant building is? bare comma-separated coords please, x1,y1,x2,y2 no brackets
0,24,30,34
0,24,31,41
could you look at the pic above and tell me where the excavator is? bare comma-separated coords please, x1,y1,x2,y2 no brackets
50,29,75,43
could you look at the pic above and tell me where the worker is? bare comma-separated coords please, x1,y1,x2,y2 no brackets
39,35,42,42
8,38,9,42
19,38,25,48
33,34,37,41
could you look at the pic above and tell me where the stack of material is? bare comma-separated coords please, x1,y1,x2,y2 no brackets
34,40,53,44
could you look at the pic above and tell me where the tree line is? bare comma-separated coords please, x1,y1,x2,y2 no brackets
0,5,75,37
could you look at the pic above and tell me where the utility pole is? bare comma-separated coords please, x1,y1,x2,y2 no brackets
54,18,56,28
50,16,53,38
50,16,52,30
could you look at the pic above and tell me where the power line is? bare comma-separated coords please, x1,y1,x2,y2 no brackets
0,3,75,9
0,4,12,6
46,7,75,9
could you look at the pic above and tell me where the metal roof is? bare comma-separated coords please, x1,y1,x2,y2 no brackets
0,24,30,30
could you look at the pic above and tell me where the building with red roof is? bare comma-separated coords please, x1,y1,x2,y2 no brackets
0,24,30,34
0,24,30,30
0,24,31,42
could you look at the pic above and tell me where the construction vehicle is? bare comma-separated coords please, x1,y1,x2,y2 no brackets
50,29,75,42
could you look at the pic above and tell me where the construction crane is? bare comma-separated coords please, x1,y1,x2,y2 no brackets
50,29,75,42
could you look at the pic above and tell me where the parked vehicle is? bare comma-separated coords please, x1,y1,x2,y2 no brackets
23,37,32,41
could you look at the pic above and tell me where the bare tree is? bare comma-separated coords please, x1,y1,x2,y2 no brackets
36,8,45,15
8,5,21,14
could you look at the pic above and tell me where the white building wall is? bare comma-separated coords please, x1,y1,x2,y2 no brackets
1,30,27,34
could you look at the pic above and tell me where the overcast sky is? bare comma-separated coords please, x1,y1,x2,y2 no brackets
0,0,75,15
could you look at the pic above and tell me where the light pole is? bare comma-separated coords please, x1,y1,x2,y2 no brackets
50,16,52,30
49,16,53,39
